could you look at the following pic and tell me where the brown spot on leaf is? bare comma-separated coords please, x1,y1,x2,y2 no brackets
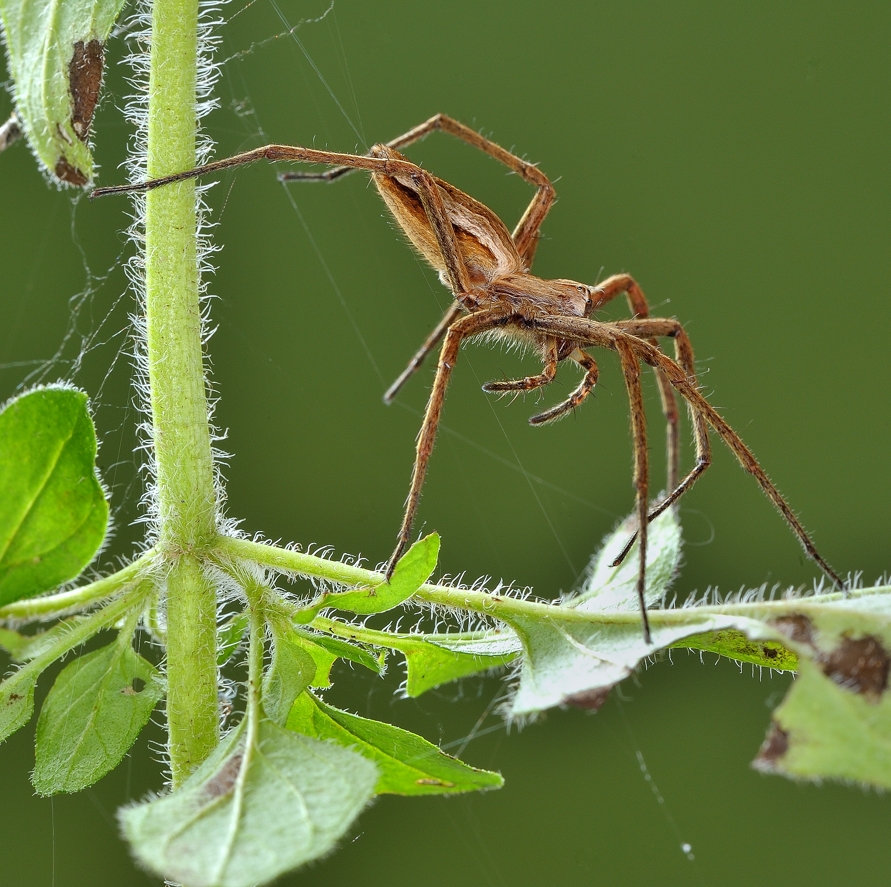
6,693,22,704
68,40,103,141
821,635,889,701
564,685,613,712
54,158,88,186
771,614,815,647
202,752,243,799
752,722,788,772
416,778,454,787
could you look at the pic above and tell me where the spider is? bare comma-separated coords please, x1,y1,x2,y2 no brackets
93,113,842,642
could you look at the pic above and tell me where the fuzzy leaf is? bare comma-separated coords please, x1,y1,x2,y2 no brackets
507,610,769,716
0,387,108,605
295,533,439,622
287,691,503,795
262,630,316,726
121,717,377,887
33,641,163,794
0,0,127,184
571,507,681,611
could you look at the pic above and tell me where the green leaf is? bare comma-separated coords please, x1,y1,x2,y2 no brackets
217,612,249,665
262,629,316,726
292,626,384,679
0,387,108,606
571,507,681,611
121,717,377,887
0,0,127,184
295,533,439,621
675,628,797,671
33,640,163,794
0,664,39,742
287,691,503,796
385,630,519,697
291,633,338,688
0,626,32,660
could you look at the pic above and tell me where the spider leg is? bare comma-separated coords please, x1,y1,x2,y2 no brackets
482,338,559,393
528,348,599,425
589,273,681,491
386,309,510,577
279,114,555,268
616,338,652,643
384,302,464,404
606,318,711,568
526,314,843,588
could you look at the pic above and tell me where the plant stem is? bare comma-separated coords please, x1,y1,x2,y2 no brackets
216,535,889,628
0,550,155,620
144,0,218,783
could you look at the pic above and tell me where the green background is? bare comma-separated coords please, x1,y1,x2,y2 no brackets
1,0,890,884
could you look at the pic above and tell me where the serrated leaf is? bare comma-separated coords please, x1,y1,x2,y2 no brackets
217,612,249,665
295,533,439,622
0,387,108,605
287,691,503,796
0,0,127,184
33,640,163,794
262,629,316,726
121,717,377,887
572,507,681,611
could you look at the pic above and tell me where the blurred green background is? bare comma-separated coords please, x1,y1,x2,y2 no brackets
2,0,890,884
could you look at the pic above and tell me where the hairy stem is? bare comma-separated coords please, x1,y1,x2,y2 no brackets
143,0,218,783
216,535,887,628
0,550,155,620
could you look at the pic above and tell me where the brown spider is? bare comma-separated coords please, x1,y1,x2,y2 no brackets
93,114,842,642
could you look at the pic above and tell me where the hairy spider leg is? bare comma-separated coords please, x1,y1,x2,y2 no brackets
528,314,843,590
481,337,559,392
616,337,652,641
607,317,711,568
590,274,682,492
528,348,599,425
389,309,513,575
384,302,464,403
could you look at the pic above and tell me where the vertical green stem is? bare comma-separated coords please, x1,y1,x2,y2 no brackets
144,0,218,782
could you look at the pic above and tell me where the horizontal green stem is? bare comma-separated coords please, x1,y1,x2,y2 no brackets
217,535,886,628
0,550,156,620
19,584,151,673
